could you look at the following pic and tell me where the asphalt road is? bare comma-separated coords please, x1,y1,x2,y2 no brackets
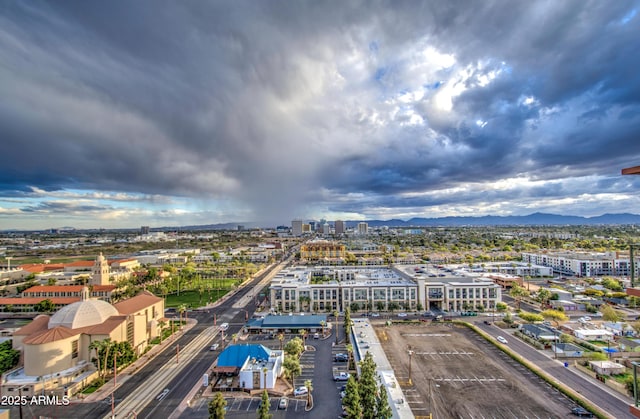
11,262,281,419
477,322,632,418
138,264,284,419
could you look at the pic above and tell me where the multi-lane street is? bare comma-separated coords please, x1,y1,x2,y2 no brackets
8,260,283,419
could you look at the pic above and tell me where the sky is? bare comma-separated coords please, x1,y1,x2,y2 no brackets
1,1,640,230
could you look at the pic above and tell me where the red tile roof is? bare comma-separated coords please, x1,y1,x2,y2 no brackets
13,315,50,336
0,297,79,305
22,285,115,294
23,326,82,345
18,264,65,273
113,291,162,315
20,315,129,344
64,260,94,267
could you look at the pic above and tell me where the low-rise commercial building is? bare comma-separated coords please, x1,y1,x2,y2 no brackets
269,265,502,313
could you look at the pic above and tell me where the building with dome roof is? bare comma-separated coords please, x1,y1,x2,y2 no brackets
1,288,164,397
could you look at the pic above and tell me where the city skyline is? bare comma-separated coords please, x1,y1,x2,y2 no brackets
1,1,640,230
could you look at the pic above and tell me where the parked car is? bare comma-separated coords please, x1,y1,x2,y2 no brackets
334,372,350,381
571,407,594,417
397,312,408,317
313,332,320,339
278,397,288,409
496,336,508,344
334,353,348,362
210,343,219,351
294,387,308,396
370,313,380,317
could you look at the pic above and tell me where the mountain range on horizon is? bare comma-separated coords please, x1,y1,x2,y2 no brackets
4,212,640,233
171,212,640,231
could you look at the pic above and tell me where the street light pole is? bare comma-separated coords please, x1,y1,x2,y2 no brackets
633,362,640,407
407,346,414,386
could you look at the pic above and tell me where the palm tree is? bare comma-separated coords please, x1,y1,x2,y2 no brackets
101,338,114,379
88,340,104,379
158,320,167,343
320,320,326,338
178,304,187,329
277,332,285,350
299,329,307,348
509,284,529,311
345,343,354,369
304,379,313,409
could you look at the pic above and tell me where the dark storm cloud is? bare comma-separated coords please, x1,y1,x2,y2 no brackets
1,0,639,225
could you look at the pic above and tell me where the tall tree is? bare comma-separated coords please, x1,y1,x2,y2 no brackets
88,340,103,380
208,392,227,419
358,352,378,419
509,284,529,310
284,337,304,358
282,356,301,389
342,375,362,419
376,383,392,419
257,390,272,419
304,379,313,408
536,289,552,309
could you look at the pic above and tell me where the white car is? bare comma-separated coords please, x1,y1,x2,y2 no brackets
496,336,508,344
294,387,308,396
278,397,288,409
397,313,408,317
210,343,219,351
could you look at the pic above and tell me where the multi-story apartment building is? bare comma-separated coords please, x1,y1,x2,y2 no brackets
334,220,345,235
521,251,639,277
395,265,502,312
299,240,346,261
269,265,501,313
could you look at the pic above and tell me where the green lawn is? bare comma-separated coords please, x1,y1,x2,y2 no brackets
165,288,231,308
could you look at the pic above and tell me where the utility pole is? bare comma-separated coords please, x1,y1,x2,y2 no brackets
407,347,414,385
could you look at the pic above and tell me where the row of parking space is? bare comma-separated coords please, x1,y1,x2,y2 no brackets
297,349,316,388
223,396,307,412
471,334,579,410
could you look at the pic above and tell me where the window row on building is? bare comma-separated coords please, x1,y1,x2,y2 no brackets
521,251,639,277
268,266,502,313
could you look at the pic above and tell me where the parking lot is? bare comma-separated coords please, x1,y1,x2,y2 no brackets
377,322,577,419
182,331,348,418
